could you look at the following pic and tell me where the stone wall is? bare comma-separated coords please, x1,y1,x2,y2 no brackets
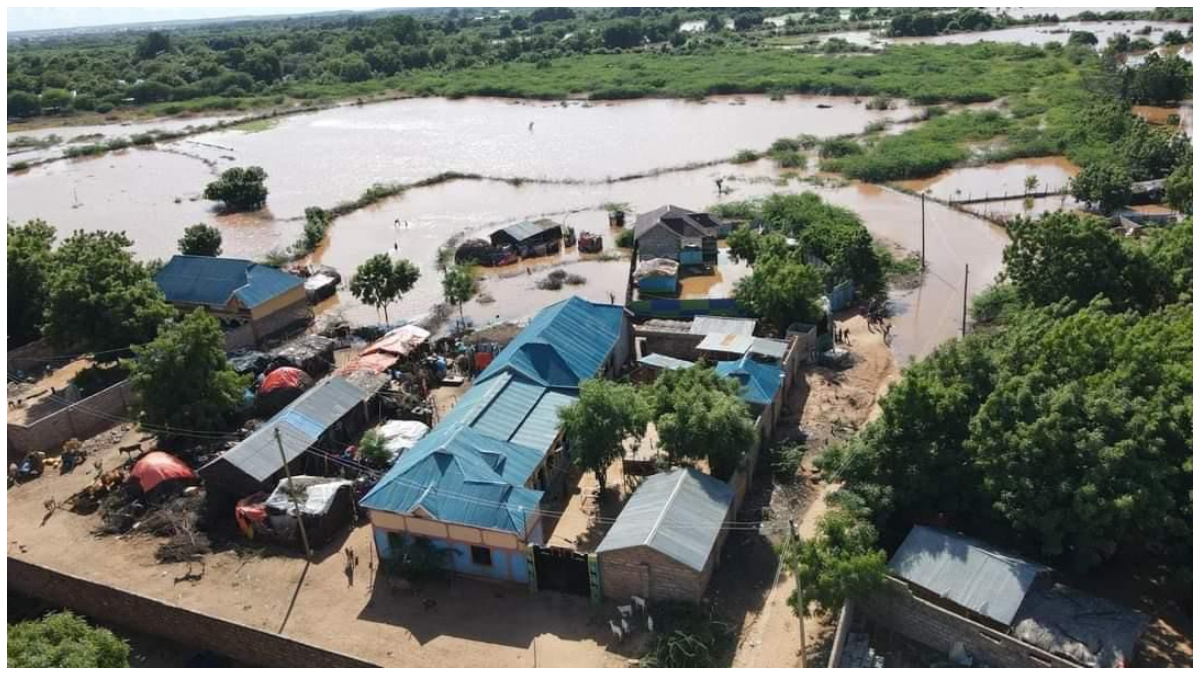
852,577,1077,668
8,558,376,667
7,379,133,460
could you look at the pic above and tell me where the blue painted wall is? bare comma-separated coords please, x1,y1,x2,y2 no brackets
637,274,677,294
679,249,704,266
373,528,528,584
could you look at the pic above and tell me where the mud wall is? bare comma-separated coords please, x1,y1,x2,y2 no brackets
8,557,376,667
7,380,133,460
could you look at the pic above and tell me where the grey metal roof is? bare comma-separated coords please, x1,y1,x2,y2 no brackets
888,525,1050,626
494,219,560,243
697,333,755,355
689,315,757,336
749,337,789,361
202,376,369,484
596,467,734,572
638,353,695,371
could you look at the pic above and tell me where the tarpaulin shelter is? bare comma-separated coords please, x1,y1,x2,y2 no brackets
130,452,198,494
236,476,355,547
376,420,430,460
256,367,315,417
364,325,431,358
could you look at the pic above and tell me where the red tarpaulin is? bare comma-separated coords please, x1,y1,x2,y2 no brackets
259,366,313,394
130,451,197,493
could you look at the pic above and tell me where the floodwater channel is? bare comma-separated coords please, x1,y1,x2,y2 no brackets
9,93,1009,363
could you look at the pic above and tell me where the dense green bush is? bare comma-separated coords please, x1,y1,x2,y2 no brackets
8,612,130,668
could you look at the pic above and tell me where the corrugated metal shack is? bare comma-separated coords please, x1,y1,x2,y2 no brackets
490,219,563,257
200,375,378,498
595,467,734,602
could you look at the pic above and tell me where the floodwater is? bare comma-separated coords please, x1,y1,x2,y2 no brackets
895,156,1080,202
9,94,1008,363
890,20,1191,48
1124,42,1194,66
1133,101,1193,136
6,113,239,165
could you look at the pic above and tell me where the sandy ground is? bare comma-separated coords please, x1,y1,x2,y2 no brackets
731,309,899,668
6,418,625,668
7,357,95,425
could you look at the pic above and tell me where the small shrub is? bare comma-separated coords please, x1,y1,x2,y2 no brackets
9,160,30,171
772,149,806,169
129,133,155,146
818,137,862,159
359,429,392,468
773,441,806,483
616,228,636,248
731,149,760,164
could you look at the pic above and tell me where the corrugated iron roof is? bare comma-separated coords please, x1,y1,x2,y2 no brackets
690,315,757,336
596,467,733,572
201,376,370,484
715,355,783,408
494,219,561,243
888,525,1050,626
696,333,755,355
361,296,623,535
154,255,302,310
479,297,624,388
638,354,695,371
749,337,789,361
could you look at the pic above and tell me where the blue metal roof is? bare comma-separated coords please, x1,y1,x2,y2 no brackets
154,255,302,310
478,297,624,388
361,296,624,535
715,356,783,408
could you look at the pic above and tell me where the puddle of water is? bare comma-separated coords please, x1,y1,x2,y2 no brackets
1134,101,1194,136
895,156,1080,202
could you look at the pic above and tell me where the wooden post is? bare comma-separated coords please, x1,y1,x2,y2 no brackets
274,428,312,560
791,520,807,668
920,192,926,270
962,264,970,337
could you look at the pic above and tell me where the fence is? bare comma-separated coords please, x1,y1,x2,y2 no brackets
7,379,133,460
826,280,856,313
626,297,745,319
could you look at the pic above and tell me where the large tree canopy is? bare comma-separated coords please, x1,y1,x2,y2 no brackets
7,612,130,668
42,230,174,356
177,223,223,256
558,379,649,490
732,254,823,333
203,166,269,212
127,309,250,434
349,253,421,323
7,219,56,345
648,365,757,480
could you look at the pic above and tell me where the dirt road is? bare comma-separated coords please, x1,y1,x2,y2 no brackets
731,311,898,668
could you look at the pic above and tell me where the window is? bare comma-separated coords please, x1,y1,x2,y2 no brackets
470,545,493,567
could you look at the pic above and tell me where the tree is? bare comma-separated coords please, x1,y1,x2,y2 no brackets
135,31,172,59
441,265,478,327
8,91,41,118
8,611,130,668
602,19,644,49
1067,30,1098,47
1165,162,1192,215
1069,161,1132,213
42,230,174,357
1160,29,1187,45
733,255,823,333
649,365,757,480
40,88,72,112
725,225,761,264
349,253,421,324
127,309,250,434
203,166,269,212
177,223,223,256
1003,212,1135,308
778,508,887,617
7,219,56,345
558,379,648,490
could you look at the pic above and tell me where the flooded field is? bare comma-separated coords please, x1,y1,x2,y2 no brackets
896,156,1080,201
6,113,239,164
890,20,1190,48
9,93,1007,362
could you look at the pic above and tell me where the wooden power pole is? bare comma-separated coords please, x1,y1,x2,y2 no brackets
274,428,312,560
920,192,926,271
962,264,970,337
791,520,807,667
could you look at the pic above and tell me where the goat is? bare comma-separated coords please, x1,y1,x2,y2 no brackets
117,444,141,461
647,615,654,633
631,595,647,614
621,617,631,636
617,604,633,619
608,620,623,643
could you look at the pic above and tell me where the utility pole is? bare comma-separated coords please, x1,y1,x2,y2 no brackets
274,428,312,560
790,520,807,668
962,264,970,337
920,192,926,271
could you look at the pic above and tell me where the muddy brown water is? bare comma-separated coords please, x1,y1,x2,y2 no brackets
896,156,1080,201
9,94,1006,362
888,20,1191,47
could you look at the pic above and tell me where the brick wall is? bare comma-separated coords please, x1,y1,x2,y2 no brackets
251,295,311,344
7,379,133,460
8,558,376,667
853,577,1077,668
600,546,706,603
633,326,705,362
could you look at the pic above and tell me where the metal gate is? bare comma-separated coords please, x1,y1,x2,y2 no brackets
531,546,591,597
